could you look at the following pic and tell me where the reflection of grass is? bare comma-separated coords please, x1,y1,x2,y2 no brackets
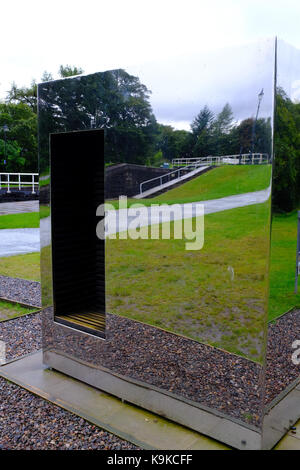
40,245,52,307
108,165,272,208
0,206,49,228
0,300,36,321
0,252,40,281
269,211,300,321
40,178,50,187
0,212,39,229
2,195,299,361
107,202,270,363
40,205,50,219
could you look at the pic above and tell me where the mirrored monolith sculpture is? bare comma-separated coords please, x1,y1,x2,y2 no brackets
39,38,299,449
263,40,300,449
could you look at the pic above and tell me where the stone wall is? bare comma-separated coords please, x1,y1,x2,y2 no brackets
105,163,170,199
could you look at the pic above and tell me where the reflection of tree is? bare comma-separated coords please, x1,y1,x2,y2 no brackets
155,103,271,162
38,69,157,173
273,88,300,212
37,66,274,173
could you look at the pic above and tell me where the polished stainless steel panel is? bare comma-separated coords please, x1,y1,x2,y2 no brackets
263,39,300,448
39,39,278,448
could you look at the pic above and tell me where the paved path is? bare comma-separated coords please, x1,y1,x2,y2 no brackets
0,201,39,215
0,228,40,257
106,186,271,235
0,187,271,257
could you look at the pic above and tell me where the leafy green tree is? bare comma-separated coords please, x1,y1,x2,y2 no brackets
59,65,84,78
0,103,37,171
212,103,234,155
6,80,38,113
155,124,190,162
38,69,158,171
0,138,23,171
273,88,300,212
190,106,215,157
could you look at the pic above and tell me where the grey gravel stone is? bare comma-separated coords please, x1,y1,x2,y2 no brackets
0,377,139,450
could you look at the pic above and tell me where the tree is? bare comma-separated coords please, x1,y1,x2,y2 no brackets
191,105,214,136
273,88,300,212
212,103,234,155
38,68,158,171
6,65,84,114
190,106,215,157
59,65,84,78
6,80,38,113
0,138,23,172
0,102,37,171
155,124,190,162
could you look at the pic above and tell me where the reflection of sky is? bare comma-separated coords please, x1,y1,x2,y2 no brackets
126,39,275,130
277,40,300,101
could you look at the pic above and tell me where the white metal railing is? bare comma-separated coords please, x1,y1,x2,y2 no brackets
140,153,270,195
140,162,205,194
0,173,39,194
172,153,270,167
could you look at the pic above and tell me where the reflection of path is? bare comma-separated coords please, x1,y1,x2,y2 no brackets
0,201,39,215
107,186,271,235
0,228,40,257
0,187,271,256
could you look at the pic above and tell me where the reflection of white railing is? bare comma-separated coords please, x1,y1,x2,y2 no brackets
140,163,205,194
172,153,270,167
0,173,39,194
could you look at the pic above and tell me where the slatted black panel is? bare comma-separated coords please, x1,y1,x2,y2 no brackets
50,130,105,338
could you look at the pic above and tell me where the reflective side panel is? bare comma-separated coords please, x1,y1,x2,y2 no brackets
263,40,300,448
39,39,276,448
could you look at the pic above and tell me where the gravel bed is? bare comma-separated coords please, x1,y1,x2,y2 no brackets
265,309,300,404
0,312,42,361
0,377,139,450
48,311,264,427
0,276,299,431
0,276,41,307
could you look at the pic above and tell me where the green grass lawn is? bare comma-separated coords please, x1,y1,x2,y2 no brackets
0,186,298,361
107,201,271,362
0,300,37,321
0,205,50,229
0,252,40,281
0,212,39,229
107,164,272,209
269,211,300,321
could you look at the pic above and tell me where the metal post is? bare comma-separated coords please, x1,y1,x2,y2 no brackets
295,211,300,293
32,174,35,194
7,174,10,193
251,89,264,158
18,173,21,190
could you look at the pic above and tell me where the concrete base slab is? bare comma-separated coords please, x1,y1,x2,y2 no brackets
263,382,300,449
0,351,229,450
44,350,262,450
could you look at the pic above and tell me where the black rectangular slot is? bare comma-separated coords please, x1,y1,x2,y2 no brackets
50,129,105,338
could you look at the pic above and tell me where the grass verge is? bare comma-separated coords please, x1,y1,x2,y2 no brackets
0,212,39,229
0,252,40,281
0,300,36,321
107,164,272,208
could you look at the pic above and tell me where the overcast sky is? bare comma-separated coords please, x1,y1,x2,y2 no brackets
0,0,299,128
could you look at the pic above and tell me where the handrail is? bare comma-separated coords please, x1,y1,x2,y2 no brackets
172,153,269,166
0,173,39,194
140,163,204,194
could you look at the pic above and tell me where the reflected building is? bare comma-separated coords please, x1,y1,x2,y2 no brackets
38,38,300,449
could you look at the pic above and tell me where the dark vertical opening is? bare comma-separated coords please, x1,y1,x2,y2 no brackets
50,129,105,338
